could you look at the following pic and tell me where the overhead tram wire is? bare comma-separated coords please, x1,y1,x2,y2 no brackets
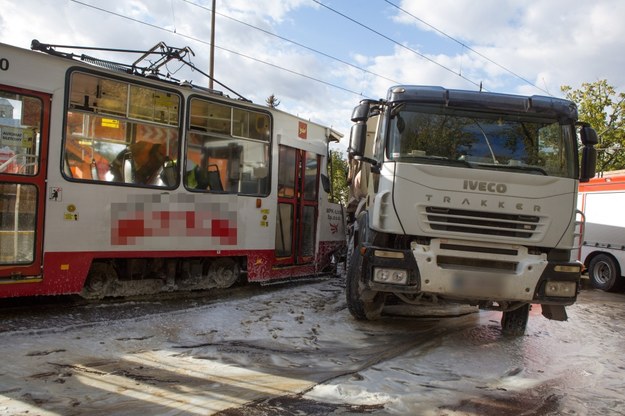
383,0,551,96
180,0,401,86
69,0,368,99
310,0,484,91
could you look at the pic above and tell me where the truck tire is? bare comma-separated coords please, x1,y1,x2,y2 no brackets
346,247,384,320
588,254,622,292
501,303,530,336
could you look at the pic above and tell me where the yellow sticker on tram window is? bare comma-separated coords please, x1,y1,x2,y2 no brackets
154,95,174,107
101,118,120,128
21,129,35,149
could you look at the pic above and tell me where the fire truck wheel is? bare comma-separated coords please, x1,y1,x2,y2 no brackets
588,254,622,292
501,303,530,336
81,262,116,299
346,247,384,320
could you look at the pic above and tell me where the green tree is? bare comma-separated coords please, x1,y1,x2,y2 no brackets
265,94,280,108
561,80,625,174
328,150,349,205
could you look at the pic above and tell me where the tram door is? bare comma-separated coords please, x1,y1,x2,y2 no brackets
0,85,49,280
275,145,320,266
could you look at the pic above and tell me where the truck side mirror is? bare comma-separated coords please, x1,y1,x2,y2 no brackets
348,100,379,167
580,126,598,146
348,122,367,158
351,101,370,123
580,146,596,183
579,126,598,182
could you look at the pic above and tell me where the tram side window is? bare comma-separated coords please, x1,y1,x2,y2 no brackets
185,98,270,195
63,72,181,187
0,91,42,176
277,146,297,198
303,152,319,201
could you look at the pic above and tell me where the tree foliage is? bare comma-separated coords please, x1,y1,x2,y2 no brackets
328,149,349,205
561,80,625,174
265,94,280,108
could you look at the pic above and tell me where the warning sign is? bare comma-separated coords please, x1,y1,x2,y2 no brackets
1,127,23,146
0,127,34,149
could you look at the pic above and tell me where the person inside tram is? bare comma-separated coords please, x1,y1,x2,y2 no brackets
109,141,167,185
186,158,211,189
186,147,224,191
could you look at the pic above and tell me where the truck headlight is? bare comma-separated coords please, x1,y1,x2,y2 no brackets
545,281,576,297
373,268,408,285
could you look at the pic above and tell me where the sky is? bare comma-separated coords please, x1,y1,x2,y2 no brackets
2,0,625,151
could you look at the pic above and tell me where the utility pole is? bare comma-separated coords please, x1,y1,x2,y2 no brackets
209,0,216,89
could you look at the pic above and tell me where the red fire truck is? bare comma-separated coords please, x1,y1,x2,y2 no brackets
578,174,625,291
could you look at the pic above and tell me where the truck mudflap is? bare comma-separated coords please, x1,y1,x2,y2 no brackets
541,304,568,321
358,239,581,307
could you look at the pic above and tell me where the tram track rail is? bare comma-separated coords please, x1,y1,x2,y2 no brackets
0,276,339,334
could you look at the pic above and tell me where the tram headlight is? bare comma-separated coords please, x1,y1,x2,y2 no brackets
373,268,408,285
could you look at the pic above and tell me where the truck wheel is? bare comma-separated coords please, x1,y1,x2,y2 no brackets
501,303,530,336
345,247,384,320
588,254,622,292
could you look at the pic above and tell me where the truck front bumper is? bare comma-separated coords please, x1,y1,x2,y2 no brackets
360,238,580,305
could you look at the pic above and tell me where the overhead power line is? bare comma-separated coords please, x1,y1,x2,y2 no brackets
311,0,484,90
383,0,551,95
181,0,401,86
69,0,368,98
69,0,546,100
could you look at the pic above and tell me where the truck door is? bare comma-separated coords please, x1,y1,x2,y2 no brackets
275,145,319,266
0,85,49,281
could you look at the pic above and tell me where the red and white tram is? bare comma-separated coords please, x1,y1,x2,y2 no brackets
0,41,346,298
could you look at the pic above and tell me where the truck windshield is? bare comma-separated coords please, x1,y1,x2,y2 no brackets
387,105,576,178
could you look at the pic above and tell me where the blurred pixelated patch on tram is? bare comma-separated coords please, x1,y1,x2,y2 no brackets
111,193,237,245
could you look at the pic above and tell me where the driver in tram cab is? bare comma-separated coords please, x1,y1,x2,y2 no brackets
109,141,167,185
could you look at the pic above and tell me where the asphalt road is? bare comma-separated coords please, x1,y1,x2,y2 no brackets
0,278,623,415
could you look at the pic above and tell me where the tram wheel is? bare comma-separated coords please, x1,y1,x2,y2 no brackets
81,262,116,299
209,258,240,288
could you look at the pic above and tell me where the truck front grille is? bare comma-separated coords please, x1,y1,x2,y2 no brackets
423,206,541,239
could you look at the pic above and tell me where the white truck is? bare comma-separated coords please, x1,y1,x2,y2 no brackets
578,174,625,292
345,85,597,335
